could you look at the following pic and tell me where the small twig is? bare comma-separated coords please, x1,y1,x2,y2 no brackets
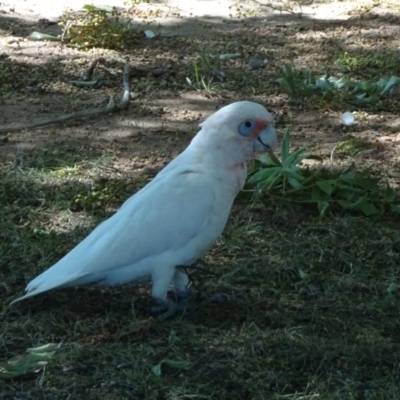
0,64,133,134
0,96,116,134
120,65,130,110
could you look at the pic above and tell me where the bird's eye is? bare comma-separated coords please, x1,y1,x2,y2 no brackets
238,119,255,137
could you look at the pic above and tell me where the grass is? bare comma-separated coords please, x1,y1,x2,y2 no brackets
2,149,400,399
2,1,400,398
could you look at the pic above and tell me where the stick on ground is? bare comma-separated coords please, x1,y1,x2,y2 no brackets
0,65,132,134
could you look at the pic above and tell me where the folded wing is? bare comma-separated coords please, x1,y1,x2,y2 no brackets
11,168,221,303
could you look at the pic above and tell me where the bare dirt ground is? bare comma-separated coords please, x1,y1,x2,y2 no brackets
1,0,400,399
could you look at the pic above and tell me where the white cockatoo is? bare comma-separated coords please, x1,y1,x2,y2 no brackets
10,101,277,317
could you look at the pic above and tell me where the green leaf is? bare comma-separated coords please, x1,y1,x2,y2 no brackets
328,76,353,89
298,268,308,279
380,75,400,94
276,77,293,95
151,359,191,377
257,173,283,191
315,77,329,90
317,201,330,216
83,4,113,12
28,32,60,42
282,64,297,91
338,199,356,209
353,80,378,94
0,343,61,380
248,167,281,184
257,154,279,166
151,363,162,377
287,177,303,189
83,4,98,11
390,204,400,214
357,199,379,216
385,187,396,202
338,197,379,216
282,167,304,181
316,180,336,195
387,282,399,294
168,330,180,345
265,151,283,167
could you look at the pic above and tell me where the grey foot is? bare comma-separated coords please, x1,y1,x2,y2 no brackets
151,299,188,320
175,288,194,302
199,292,238,304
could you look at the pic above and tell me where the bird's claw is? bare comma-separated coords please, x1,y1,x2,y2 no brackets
199,292,238,304
151,299,188,320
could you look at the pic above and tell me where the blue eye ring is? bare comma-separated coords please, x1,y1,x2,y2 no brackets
238,119,255,137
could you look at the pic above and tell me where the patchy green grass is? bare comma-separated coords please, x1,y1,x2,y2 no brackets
2,146,400,399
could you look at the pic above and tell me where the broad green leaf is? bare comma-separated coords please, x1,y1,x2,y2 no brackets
385,187,396,202
266,150,283,167
312,186,324,201
257,173,283,191
83,4,98,11
151,363,162,377
282,64,296,89
0,343,60,380
339,173,380,189
390,204,400,214
285,143,315,165
276,77,293,95
248,167,281,184
316,180,336,195
287,177,303,189
315,77,329,90
338,197,379,216
353,80,378,94
282,167,304,182
28,32,60,41
380,75,400,94
338,199,355,209
151,359,191,376
168,330,180,345
82,4,113,12
258,155,279,166
298,268,308,279
328,76,352,89
357,199,379,216
387,282,399,294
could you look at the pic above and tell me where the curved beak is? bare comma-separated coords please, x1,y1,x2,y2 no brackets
253,125,277,153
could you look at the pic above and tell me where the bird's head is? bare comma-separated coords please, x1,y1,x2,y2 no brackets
192,101,278,166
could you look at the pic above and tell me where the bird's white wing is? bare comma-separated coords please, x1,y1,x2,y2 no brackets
15,167,224,302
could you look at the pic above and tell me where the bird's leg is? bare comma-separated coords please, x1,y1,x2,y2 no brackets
173,268,193,301
151,299,181,320
150,266,189,320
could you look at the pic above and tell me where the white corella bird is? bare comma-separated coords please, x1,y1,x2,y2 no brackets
11,101,277,317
